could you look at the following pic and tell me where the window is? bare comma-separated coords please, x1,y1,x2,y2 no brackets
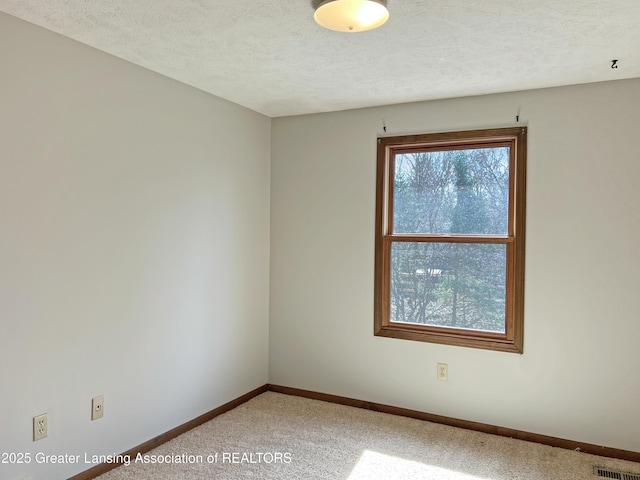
374,127,526,353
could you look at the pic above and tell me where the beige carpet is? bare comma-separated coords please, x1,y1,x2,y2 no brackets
96,392,640,479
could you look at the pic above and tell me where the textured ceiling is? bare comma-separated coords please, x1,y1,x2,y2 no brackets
1,1,638,117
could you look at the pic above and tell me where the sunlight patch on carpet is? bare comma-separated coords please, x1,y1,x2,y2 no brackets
347,450,490,480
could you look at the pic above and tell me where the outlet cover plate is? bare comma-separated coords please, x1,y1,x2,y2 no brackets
437,363,448,381
33,413,47,441
91,395,104,420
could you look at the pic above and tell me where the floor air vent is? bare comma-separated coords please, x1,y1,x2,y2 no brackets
594,467,640,480
594,468,622,479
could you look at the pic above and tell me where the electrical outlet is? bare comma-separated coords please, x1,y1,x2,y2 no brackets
91,395,104,420
33,413,47,441
437,363,448,381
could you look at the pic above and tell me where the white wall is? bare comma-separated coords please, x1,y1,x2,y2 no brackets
0,12,270,480
270,79,640,453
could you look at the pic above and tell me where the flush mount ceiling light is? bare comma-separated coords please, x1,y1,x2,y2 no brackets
314,0,389,33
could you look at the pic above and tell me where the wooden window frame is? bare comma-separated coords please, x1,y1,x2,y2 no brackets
374,127,527,353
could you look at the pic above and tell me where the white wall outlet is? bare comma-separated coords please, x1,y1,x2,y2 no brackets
437,363,448,381
91,395,104,420
33,413,47,441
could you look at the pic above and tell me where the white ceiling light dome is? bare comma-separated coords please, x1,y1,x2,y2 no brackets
314,0,389,33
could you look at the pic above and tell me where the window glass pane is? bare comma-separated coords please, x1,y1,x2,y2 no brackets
390,242,506,333
393,147,510,235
